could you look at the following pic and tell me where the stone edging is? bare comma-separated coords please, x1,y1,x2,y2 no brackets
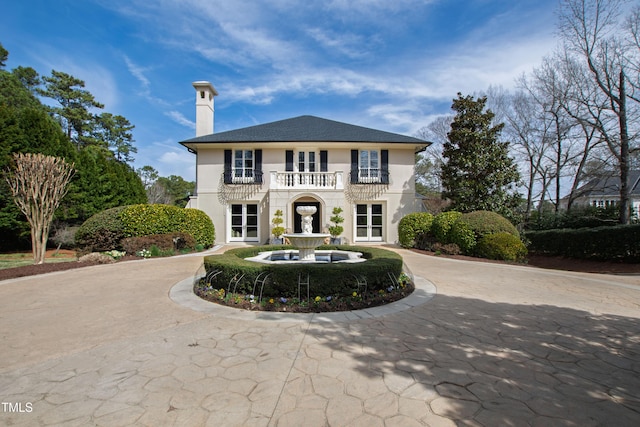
169,274,437,323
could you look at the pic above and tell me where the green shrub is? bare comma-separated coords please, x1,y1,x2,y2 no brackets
460,211,519,238
398,212,434,248
526,224,640,261
75,206,128,251
180,208,215,247
449,220,476,253
203,245,403,298
476,232,528,261
527,205,619,230
76,204,215,251
432,211,462,244
120,204,181,237
121,232,196,254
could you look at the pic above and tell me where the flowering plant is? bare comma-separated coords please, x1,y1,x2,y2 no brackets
136,249,151,259
104,250,126,260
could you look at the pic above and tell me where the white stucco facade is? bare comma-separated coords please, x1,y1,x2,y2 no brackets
181,82,428,245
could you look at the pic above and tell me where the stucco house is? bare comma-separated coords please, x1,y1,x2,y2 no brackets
180,81,430,244
567,170,640,218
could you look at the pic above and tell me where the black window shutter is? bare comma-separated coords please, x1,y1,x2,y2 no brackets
320,150,328,172
350,150,358,184
254,149,262,184
224,149,232,184
285,150,294,171
381,149,389,184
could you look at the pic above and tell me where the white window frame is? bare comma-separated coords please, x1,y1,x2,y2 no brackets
354,203,384,242
233,150,254,183
359,150,380,183
228,203,260,242
297,150,317,173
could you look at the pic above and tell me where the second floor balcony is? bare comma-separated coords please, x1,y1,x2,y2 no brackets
270,171,344,190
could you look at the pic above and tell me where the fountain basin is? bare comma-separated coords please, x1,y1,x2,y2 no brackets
245,249,365,264
283,232,331,261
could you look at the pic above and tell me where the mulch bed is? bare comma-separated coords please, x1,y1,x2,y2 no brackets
411,249,640,275
0,255,140,282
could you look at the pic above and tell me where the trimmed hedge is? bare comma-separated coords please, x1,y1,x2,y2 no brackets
75,206,128,252
203,245,403,298
525,224,640,261
75,204,215,251
460,211,519,238
431,211,462,244
404,209,527,261
398,212,433,248
476,232,527,262
121,232,196,254
449,220,477,254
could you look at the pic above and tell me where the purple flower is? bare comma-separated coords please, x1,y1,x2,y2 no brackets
326,296,332,302
280,297,288,303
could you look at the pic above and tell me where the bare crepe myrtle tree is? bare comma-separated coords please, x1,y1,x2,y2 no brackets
4,153,75,264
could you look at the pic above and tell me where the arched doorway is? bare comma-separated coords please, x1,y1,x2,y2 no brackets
292,198,321,233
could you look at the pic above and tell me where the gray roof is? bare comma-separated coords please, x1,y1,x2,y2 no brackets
576,170,640,197
180,115,430,149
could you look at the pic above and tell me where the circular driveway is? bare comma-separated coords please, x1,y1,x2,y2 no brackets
0,246,638,426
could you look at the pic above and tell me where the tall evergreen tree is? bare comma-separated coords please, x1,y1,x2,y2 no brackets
0,43,7,68
94,113,137,163
37,70,104,148
156,175,195,206
441,93,520,219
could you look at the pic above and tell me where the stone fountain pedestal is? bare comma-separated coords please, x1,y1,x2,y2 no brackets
283,206,330,261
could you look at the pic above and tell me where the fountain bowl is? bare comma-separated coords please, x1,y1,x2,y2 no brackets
282,232,331,261
296,205,318,216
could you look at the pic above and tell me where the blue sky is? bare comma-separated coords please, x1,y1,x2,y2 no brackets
1,0,559,180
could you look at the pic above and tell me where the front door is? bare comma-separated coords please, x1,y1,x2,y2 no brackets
229,203,259,242
293,202,320,233
355,203,383,242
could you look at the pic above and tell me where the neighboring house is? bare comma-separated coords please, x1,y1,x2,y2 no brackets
567,170,640,217
180,82,430,244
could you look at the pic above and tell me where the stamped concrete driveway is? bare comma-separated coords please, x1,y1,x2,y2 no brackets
0,246,639,426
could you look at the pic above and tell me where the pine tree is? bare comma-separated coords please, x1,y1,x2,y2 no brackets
441,93,520,219
37,70,104,148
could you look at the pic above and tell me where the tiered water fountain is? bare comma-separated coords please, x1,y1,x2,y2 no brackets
283,206,330,261
245,205,364,264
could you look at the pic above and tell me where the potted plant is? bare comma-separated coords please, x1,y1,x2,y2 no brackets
271,209,285,244
328,207,344,244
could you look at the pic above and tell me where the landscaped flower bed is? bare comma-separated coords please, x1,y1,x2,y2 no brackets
196,245,411,312
194,274,414,313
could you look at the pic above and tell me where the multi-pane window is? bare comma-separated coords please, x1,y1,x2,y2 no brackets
298,151,316,172
359,150,379,182
234,150,253,182
355,203,383,241
230,203,258,241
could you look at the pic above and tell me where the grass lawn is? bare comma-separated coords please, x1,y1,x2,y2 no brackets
0,250,77,270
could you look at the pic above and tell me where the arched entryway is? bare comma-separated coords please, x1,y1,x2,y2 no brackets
292,197,322,233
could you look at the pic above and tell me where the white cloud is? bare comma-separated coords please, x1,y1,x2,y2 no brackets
307,28,372,59
165,111,195,129
123,55,150,88
101,0,560,138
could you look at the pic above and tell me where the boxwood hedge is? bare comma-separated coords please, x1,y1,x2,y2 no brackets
525,224,640,261
203,245,403,298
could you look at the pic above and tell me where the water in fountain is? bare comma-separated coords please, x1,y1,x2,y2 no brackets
245,205,364,264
